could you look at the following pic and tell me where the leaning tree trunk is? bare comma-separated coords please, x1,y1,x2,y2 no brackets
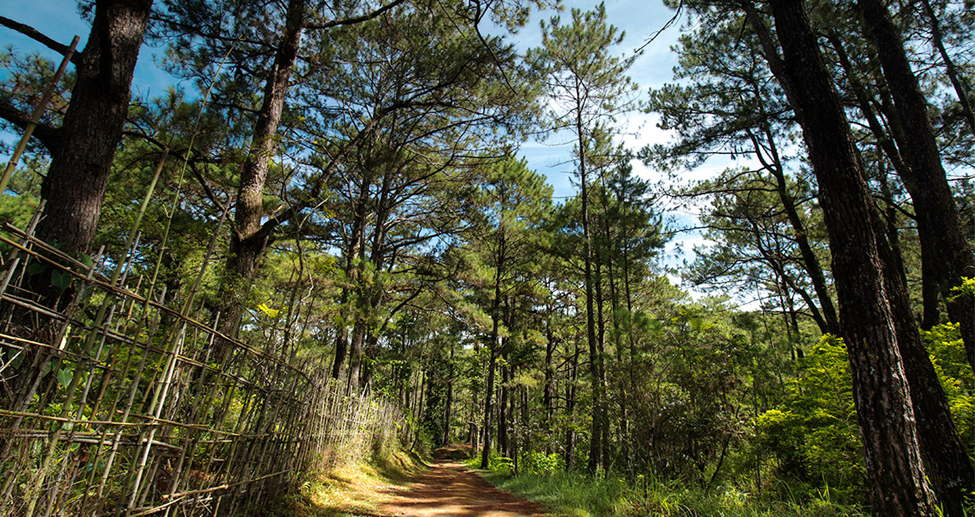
856,0,975,373
34,0,153,255
765,0,939,513
827,19,973,515
882,238,974,517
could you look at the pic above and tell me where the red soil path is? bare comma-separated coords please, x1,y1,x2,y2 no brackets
379,461,554,517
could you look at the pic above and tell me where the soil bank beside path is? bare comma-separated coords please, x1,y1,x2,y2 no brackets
379,461,555,517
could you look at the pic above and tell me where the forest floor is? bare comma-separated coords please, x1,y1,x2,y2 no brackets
378,461,554,517
272,445,557,517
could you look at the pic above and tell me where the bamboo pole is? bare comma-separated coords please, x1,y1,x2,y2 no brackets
0,36,80,196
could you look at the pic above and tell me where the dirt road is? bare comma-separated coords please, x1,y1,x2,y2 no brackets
379,461,553,517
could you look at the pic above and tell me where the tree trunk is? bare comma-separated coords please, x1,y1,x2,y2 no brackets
479,346,497,469
413,369,426,447
227,0,305,280
480,264,504,469
827,32,947,330
543,317,555,444
883,238,974,517
499,360,510,458
593,253,610,471
331,303,349,381
346,319,367,393
764,0,939,513
564,339,580,471
857,0,975,372
441,340,455,446
33,0,153,254
576,112,604,475
330,172,371,382
214,0,305,349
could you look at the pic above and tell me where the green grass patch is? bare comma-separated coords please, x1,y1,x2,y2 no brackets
478,469,868,517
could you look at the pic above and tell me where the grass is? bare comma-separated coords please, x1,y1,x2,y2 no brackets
267,449,427,517
478,469,869,517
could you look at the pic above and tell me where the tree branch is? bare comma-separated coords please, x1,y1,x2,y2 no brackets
303,0,408,30
0,16,83,65
0,97,60,151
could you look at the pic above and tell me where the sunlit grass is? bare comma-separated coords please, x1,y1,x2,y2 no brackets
479,469,868,517
267,449,426,517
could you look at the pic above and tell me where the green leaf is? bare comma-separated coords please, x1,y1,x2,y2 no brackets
27,262,47,276
78,253,94,269
56,367,73,388
51,269,72,292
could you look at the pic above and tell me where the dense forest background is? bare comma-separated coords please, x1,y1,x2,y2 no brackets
0,0,973,515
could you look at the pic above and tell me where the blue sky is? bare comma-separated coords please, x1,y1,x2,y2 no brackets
0,1,176,97
1,0,685,190
505,0,685,200
1,0,716,289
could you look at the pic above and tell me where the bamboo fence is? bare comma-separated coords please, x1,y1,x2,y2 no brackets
0,221,404,516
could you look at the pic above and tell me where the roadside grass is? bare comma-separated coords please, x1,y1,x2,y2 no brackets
478,469,868,517
267,449,426,517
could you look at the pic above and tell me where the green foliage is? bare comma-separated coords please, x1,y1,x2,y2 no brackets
752,328,975,506
620,300,767,486
467,450,514,473
754,336,864,503
519,451,564,475
482,467,866,517
949,277,975,299
921,323,975,448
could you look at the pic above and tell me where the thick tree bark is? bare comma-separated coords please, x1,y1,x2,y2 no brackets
31,0,153,255
882,239,975,517
829,33,947,330
765,0,939,513
346,320,367,393
229,0,304,273
828,24,974,515
331,300,349,381
857,0,975,372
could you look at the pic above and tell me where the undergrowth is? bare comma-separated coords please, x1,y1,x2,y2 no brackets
474,455,867,517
